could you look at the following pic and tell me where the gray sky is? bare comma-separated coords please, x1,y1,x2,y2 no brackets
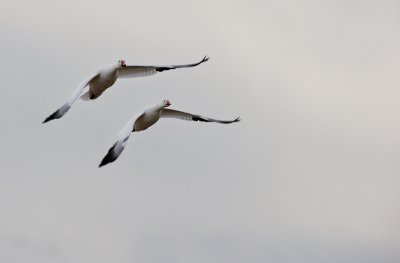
1,0,400,262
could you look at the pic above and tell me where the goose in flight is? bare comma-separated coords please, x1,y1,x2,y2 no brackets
42,56,209,123
99,100,240,167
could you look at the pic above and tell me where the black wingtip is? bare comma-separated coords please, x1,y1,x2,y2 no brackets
42,118,51,124
99,158,110,168
42,109,61,123
42,103,70,124
234,117,241,122
98,143,118,168
192,56,210,67
99,154,113,168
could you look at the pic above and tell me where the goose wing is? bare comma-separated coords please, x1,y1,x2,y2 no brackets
42,72,99,123
99,114,142,167
117,56,209,78
160,108,240,124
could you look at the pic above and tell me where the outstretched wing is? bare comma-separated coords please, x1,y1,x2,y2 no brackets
160,109,240,124
98,138,129,168
117,56,209,79
98,116,139,167
42,72,99,123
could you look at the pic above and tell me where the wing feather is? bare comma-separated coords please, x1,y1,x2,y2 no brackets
42,72,98,123
160,109,240,124
117,56,209,79
98,116,139,167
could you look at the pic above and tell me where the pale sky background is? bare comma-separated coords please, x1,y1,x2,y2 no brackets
1,0,400,262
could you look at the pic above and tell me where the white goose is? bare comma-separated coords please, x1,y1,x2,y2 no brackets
99,100,240,167
43,56,209,123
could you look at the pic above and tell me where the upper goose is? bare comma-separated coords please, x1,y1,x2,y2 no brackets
99,100,240,167
42,56,209,123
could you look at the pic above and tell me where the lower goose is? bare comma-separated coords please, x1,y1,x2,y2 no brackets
99,100,240,167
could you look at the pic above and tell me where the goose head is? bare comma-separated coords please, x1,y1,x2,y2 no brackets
162,99,171,107
117,59,126,68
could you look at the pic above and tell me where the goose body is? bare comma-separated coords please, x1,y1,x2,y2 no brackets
99,100,240,167
87,64,119,99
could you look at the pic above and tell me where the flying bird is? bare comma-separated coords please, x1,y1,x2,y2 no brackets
99,100,240,167
42,56,209,123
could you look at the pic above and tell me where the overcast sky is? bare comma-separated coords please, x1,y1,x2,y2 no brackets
1,0,400,262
